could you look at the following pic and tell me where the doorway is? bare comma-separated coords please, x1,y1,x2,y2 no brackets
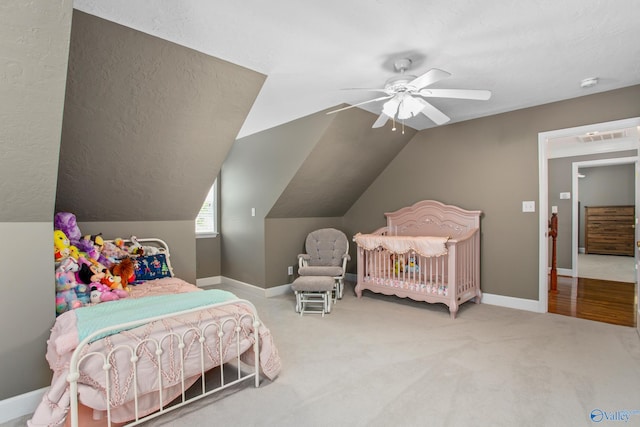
572,158,636,280
538,117,640,328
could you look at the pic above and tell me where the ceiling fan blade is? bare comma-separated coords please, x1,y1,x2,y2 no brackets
407,68,451,90
341,87,389,94
372,113,390,128
326,95,393,115
415,98,450,125
418,88,492,100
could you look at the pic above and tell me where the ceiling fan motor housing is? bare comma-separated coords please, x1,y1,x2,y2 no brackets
393,58,413,72
386,58,417,93
385,75,418,93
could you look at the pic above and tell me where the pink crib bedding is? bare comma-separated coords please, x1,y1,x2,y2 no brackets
29,277,281,426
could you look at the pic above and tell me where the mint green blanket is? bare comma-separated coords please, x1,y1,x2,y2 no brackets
75,289,239,343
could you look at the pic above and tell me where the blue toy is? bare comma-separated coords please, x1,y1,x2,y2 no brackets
55,270,81,315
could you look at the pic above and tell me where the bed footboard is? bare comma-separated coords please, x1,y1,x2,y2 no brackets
66,299,263,427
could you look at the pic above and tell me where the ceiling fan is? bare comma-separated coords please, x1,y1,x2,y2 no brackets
327,58,491,129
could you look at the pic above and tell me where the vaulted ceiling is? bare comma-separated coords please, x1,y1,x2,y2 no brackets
74,0,640,137
58,1,640,222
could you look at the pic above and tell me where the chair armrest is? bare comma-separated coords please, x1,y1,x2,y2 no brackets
342,253,351,261
298,254,310,268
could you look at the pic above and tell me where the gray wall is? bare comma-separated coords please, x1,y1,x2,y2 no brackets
343,85,640,300
56,11,264,221
222,107,415,288
0,0,73,400
197,236,221,278
221,112,336,287
549,154,636,269
265,217,345,286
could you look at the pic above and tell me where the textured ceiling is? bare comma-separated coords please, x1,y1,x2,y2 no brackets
73,0,640,138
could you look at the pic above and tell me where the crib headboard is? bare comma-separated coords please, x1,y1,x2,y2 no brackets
384,200,481,238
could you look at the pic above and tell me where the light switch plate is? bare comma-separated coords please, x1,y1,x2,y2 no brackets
560,192,571,200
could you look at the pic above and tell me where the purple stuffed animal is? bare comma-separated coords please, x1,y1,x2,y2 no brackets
54,212,82,246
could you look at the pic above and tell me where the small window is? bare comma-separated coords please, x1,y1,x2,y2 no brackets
195,181,217,236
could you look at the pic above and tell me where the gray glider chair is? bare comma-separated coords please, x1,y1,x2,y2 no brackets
297,228,350,300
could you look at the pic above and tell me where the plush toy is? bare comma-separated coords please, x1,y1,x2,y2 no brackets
54,212,82,246
77,233,112,267
54,230,71,262
100,273,128,298
101,241,130,264
57,257,80,277
128,235,145,256
405,255,420,273
114,237,125,249
90,287,102,304
68,245,80,260
75,283,91,305
77,259,108,285
111,257,135,289
55,270,81,315
393,254,405,275
90,282,125,302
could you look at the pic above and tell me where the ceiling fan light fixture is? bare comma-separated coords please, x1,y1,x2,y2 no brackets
397,107,412,120
382,98,400,117
400,95,425,118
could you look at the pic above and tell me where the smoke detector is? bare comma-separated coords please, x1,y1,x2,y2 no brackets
580,77,599,88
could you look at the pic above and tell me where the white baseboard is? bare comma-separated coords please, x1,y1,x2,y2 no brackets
217,276,292,298
0,387,47,423
265,283,293,298
195,275,222,287
557,268,573,277
348,273,542,314
481,293,542,313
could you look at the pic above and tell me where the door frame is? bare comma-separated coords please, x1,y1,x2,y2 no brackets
538,117,640,314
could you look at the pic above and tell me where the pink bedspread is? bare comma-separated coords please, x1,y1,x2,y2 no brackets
29,278,281,426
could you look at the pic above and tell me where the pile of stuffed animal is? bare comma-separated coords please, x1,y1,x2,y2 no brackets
53,212,140,316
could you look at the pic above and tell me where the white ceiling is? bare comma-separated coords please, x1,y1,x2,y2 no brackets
73,0,640,139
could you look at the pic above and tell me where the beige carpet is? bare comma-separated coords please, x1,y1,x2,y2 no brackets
8,281,640,427
578,253,635,283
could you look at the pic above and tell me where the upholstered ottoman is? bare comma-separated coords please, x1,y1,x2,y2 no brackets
291,276,335,316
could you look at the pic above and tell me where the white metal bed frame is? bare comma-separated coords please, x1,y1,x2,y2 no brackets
64,237,263,426
67,299,263,427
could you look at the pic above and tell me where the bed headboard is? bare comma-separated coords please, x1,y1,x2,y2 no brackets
384,200,481,238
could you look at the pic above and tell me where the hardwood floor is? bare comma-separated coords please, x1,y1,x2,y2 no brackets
548,275,637,327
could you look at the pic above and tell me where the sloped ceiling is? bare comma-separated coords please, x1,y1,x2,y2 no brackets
0,1,72,222
73,0,640,138
55,11,265,221
267,106,416,218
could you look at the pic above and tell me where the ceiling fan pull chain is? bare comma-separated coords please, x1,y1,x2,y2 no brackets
391,116,396,132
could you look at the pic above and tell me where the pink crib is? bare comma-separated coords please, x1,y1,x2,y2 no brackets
354,200,482,319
